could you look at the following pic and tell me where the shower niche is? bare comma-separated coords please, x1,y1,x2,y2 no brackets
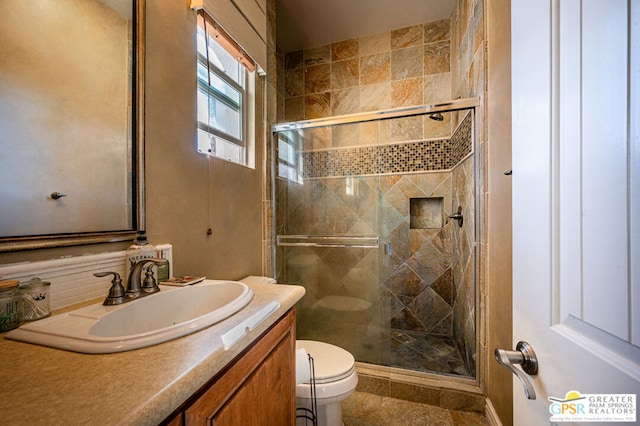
273,102,477,379
409,197,443,229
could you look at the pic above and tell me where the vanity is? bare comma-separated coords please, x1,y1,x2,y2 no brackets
0,280,304,425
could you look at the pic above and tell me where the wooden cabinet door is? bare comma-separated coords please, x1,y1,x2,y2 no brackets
184,309,296,425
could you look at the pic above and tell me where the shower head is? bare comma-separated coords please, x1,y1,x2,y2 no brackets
429,112,444,121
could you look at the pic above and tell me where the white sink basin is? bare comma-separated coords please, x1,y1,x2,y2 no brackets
6,280,253,353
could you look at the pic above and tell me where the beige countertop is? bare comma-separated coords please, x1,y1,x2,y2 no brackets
0,281,305,425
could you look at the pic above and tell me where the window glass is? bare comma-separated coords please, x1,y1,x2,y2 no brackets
196,19,253,167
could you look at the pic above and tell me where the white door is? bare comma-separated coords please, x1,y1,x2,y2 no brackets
511,1,639,425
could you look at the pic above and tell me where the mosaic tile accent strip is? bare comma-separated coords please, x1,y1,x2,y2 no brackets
450,112,473,166
302,139,450,178
300,112,472,178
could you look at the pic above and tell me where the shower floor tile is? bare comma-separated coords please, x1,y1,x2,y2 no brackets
389,331,471,377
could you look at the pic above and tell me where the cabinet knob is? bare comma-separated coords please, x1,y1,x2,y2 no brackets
51,192,68,200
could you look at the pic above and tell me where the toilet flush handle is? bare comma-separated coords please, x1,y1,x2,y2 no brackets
494,341,538,400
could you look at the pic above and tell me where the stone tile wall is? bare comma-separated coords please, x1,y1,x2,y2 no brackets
451,154,476,376
282,19,452,122
450,0,486,382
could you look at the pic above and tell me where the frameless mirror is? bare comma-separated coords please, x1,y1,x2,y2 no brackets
0,0,145,251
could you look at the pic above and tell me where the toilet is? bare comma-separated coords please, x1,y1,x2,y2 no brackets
295,339,358,426
240,276,358,426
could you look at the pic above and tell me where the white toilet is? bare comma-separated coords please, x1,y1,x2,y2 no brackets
295,339,358,426
240,276,358,426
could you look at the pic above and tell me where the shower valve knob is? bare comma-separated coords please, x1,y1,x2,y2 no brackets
448,206,464,227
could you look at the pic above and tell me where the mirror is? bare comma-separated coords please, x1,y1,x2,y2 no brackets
0,0,145,251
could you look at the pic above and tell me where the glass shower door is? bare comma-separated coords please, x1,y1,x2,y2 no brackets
274,107,476,378
274,120,388,365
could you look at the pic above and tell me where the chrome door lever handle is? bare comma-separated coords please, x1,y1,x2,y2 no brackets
495,341,538,400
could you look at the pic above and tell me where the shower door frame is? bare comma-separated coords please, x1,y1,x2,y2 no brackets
270,97,484,394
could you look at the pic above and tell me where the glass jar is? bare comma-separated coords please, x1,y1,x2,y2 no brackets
20,278,51,321
0,280,23,331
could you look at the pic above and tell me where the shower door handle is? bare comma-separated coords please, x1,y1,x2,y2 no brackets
494,341,538,400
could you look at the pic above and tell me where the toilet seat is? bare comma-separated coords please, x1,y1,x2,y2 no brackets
296,340,355,384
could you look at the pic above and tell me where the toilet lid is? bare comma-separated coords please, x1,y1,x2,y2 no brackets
296,340,355,384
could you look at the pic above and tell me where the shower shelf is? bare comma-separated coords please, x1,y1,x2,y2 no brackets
276,235,379,249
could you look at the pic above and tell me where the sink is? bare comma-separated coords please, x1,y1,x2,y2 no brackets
6,280,253,353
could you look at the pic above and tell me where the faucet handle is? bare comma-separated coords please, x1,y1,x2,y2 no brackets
94,272,125,306
141,264,160,294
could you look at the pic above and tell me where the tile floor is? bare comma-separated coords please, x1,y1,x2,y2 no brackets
389,331,470,377
341,391,489,426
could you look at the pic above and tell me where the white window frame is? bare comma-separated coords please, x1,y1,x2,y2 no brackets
196,13,255,168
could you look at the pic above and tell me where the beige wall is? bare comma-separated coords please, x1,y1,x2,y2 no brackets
486,0,513,423
145,0,264,280
1,0,266,282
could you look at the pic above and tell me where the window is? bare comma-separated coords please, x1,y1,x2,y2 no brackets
196,11,255,167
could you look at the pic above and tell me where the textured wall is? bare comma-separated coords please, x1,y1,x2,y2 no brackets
1,0,267,281
144,0,264,280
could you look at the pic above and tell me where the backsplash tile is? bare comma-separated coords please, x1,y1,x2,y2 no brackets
0,245,174,312
0,252,126,310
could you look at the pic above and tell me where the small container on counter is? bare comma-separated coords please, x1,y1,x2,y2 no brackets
20,278,51,321
0,280,23,331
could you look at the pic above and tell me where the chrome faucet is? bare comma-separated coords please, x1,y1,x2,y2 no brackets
94,258,168,306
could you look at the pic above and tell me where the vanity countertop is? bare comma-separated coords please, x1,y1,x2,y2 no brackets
0,280,305,425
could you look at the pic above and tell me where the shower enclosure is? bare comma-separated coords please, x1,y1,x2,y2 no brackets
272,100,477,379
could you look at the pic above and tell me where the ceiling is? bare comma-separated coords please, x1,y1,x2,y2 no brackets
276,0,456,53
